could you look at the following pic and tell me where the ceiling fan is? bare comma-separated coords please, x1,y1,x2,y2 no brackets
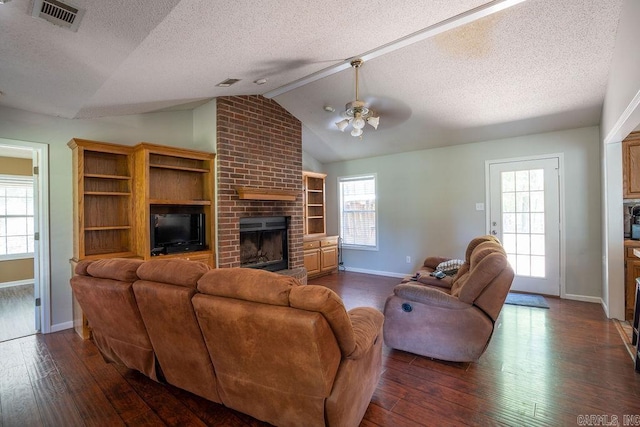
335,59,380,138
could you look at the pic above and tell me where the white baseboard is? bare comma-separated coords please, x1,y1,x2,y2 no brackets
563,293,603,305
343,266,407,279
50,321,73,333
0,279,33,289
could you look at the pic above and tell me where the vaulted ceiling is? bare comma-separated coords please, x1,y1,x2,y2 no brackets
0,0,624,163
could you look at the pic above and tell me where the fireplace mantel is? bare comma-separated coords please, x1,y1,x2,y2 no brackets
236,186,299,201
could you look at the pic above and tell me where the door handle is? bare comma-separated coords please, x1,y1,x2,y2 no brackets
491,230,497,235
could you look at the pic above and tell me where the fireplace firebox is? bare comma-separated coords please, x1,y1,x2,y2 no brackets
239,216,288,271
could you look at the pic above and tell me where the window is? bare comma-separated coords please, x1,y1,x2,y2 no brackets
0,175,34,260
339,174,377,249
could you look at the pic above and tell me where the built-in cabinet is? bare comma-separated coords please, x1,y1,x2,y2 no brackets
68,139,136,259
625,241,640,320
303,236,339,279
69,139,215,265
303,171,327,236
133,143,215,265
623,132,640,199
302,171,338,278
623,131,640,320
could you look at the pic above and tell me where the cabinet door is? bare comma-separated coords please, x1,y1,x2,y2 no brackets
304,249,321,275
626,260,640,320
623,135,640,198
321,246,338,272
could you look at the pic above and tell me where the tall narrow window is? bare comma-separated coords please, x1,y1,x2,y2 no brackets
0,175,34,260
501,169,545,277
339,174,377,249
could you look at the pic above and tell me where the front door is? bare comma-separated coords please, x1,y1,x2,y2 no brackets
488,157,561,296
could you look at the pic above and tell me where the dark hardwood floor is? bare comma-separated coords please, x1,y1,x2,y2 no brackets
1,271,640,426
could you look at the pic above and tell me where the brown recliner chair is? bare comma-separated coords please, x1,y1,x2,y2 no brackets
383,236,514,362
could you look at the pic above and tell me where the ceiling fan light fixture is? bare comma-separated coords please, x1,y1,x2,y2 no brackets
335,59,380,138
336,119,350,132
352,115,366,130
367,116,379,130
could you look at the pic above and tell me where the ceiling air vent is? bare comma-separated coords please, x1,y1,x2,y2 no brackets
31,0,85,32
216,79,241,88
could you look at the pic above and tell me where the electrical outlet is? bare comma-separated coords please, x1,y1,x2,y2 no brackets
406,256,411,263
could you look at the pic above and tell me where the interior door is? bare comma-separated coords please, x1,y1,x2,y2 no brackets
31,149,41,332
488,157,561,296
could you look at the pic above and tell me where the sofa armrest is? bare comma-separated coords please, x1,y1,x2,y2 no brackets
394,283,471,310
423,256,450,269
347,307,384,359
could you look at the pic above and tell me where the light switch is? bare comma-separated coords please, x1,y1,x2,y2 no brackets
475,203,485,211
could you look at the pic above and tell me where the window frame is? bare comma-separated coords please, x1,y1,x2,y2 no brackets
0,174,35,261
338,173,378,251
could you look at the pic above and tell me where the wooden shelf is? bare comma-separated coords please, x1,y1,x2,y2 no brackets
236,187,299,201
149,199,211,206
85,173,131,180
85,192,131,196
85,226,132,231
149,164,209,173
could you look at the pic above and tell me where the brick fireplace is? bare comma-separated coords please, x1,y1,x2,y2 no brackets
216,95,303,269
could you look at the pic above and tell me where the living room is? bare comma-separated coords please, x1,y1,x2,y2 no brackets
1,0,640,425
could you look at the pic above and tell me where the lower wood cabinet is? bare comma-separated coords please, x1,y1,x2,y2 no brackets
304,235,338,279
625,241,640,320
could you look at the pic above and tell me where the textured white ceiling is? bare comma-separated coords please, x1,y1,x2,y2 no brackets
0,0,625,162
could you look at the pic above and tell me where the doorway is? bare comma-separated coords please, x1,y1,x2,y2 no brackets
486,156,563,296
0,138,50,341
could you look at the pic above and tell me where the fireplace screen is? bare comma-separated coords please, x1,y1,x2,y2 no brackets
239,216,288,271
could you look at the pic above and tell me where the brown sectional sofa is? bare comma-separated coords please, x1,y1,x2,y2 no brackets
71,258,384,427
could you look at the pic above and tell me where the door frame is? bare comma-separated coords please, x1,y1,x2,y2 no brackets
0,138,51,334
485,153,566,298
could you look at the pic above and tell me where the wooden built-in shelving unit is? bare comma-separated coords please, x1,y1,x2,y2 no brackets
302,171,338,279
69,139,216,265
69,139,136,260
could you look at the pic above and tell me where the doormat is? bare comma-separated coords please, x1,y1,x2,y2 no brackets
505,293,550,309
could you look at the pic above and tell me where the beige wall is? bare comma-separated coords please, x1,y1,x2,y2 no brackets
0,155,34,283
0,258,34,283
0,156,32,176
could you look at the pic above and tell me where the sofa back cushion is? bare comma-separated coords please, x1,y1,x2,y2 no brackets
70,258,157,380
132,258,220,403
451,241,511,307
136,258,210,289
197,268,300,305
289,285,356,357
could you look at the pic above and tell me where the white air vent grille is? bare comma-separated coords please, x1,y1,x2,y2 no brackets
216,79,241,87
31,0,85,32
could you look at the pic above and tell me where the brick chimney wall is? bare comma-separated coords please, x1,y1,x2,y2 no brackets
216,95,303,269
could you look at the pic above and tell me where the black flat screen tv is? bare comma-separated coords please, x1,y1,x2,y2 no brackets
150,213,206,255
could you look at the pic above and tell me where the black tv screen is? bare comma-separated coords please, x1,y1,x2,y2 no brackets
151,213,204,248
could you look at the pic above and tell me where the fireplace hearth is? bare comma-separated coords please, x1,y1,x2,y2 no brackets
239,216,288,271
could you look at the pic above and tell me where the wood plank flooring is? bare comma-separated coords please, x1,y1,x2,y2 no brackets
1,271,640,426
0,284,35,342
